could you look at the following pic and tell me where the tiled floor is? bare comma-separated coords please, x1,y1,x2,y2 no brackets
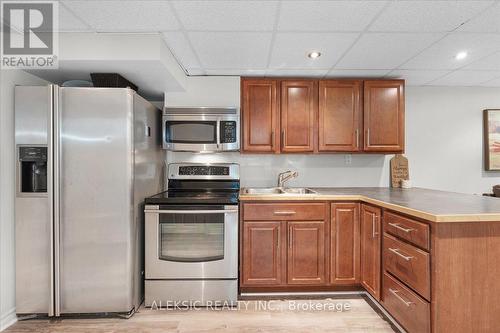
5,298,396,333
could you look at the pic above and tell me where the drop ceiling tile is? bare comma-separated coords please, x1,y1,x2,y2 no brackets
369,1,493,32
401,33,500,70
1,3,92,32
204,69,267,76
188,32,272,69
336,33,443,70
386,70,450,86
59,4,93,32
172,1,278,31
162,32,200,69
325,69,391,78
62,1,180,32
458,2,500,33
429,70,500,86
269,33,359,69
464,51,500,70
265,69,329,78
278,1,386,32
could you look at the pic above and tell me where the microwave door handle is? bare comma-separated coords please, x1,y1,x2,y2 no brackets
216,120,220,149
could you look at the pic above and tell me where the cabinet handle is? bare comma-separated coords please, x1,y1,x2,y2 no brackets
271,131,275,148
388,288,414,307
281,130,285,147
388,248,414,261
388,223,414,233
372,215,378,238
277,231,280,250
274,211,296,215
366,129,370,147
288,228,292,248
355,129,359,149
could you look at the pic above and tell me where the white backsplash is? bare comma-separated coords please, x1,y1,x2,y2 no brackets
166,151,392,188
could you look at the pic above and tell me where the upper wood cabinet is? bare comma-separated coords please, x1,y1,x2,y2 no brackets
319,80,362,152
363,80,405,152
240,77,405,154
280,80,316,153
241,79,279,153
330,203,360,285
360,204,382,300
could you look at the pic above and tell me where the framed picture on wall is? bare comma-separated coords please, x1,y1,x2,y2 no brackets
484,109,500,170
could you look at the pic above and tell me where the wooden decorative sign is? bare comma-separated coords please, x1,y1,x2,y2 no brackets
390,154,409,188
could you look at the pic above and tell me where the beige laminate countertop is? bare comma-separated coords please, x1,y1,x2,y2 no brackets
239,187,500,223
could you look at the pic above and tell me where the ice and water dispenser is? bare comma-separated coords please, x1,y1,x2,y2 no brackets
18,146,48,193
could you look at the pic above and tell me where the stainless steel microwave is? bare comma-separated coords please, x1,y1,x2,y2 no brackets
162,107,239,152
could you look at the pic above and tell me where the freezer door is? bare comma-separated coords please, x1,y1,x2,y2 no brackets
57,88,135,314
14,85,54,315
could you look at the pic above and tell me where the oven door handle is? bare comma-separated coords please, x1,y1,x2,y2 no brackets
147,209,238,214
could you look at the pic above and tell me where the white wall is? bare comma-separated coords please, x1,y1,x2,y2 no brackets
166,76,500,194
406,86,500,194
0,70,48,331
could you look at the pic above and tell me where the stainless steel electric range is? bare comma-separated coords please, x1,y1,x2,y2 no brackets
144,163,239,307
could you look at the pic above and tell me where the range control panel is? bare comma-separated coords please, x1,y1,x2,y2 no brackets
179,165,230,176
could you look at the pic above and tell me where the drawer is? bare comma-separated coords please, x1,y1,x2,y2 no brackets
243,203,326,221
382,272,430,333
383,234,430,300
384,211,430,250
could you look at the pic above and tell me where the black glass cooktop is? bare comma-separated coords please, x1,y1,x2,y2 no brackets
145,190,239,205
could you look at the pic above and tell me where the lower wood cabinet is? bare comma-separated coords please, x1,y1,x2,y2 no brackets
241,203,327,288
241,201,500,332
288,221,326,285
360,204,382,300
330,203,360,285
242,221,285,286
382,272,430,333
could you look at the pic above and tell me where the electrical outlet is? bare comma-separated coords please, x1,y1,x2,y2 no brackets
344,154,352,165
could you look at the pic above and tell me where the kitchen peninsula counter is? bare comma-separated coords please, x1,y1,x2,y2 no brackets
239,187,500,223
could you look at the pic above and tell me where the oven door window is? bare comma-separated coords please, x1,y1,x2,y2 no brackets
165,121,217,144
158,211,224,262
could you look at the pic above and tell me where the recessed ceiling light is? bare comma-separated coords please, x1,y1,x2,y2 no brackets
307,51,321,59
455,51,468,60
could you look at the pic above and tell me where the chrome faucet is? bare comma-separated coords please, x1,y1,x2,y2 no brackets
277,170,298,188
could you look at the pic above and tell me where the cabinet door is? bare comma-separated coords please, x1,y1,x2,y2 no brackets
331,203,360,285
360,204,382,299
287,221,326,285
319,80,362,152
242,221,285,286
363,80,404,152
241,79,279,153
280,80,316,152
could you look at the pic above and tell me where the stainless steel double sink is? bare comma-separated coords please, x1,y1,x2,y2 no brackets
241,187,318,195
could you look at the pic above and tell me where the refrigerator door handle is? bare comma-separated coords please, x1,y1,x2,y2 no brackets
48,85,55,317
53,85,61,317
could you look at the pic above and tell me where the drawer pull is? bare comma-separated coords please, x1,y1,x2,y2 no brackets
274,211,296,215
389,288,414,307
388,248,414,261
388,222,414,233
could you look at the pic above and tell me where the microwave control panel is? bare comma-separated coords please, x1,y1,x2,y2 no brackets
220,121,237,143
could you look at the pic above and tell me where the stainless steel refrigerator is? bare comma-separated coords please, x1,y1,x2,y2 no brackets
14,85,164,317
